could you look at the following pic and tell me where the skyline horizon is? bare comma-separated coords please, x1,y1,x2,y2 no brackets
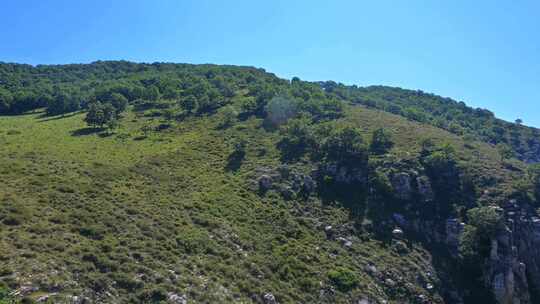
2,57,535,128
2,1,539,127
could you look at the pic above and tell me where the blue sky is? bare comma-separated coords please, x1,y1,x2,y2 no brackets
1,0,539,126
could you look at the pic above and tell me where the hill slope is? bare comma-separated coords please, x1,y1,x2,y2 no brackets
0,61,539,304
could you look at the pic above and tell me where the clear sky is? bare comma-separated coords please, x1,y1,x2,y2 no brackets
1,0,539,127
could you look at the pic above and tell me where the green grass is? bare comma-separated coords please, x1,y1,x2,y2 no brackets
0,104,521,303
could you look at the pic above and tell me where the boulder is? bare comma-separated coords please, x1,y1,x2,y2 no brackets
392,228,404,238
167,292,187,304
263,292,278,304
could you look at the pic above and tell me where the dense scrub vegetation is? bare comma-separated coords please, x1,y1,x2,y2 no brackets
318,82,540,163
0,61,539,303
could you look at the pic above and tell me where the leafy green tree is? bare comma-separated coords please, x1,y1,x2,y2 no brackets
497,143,514,161
422,143,460,212
85,102,105,128
369,128,394,155
265,95,298,127
219,106,238,128
102,103,116,123
141,125,152,137
110,93,128,115
322,125,368,166
278,116,317,159
239,96,258,114
162,108,176,121
318,98,344,121
181,95,198,114
144,85,160,101
247,83,276,115
47,92,80,116
460,206,503,261
529,164,540,204
0,89,13,114
106,118,119,134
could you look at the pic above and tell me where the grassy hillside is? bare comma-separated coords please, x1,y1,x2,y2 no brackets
0,62,538,303
0,105,435,303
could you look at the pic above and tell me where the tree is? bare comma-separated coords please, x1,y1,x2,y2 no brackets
0,89,13,114
460,206,503,261
181,95,198,114
144,85,160,101
369,128,394,155
46,92,80,116
322,125,368,166
102,103,116,124
84,102,117,129
219,106,238,128
85,102,105,128
496,143,514,161
515,118,523,125
264,95,298,127
162,108,176,121
46,93,68,116
529,164,540,204
278,116,317,159
106,118,119,134
109,93,128,115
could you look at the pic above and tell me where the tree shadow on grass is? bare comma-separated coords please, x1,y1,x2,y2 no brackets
38,111,82,122
71,127,104,137
225,151,245,172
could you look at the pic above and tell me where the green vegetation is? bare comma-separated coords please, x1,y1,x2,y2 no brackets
0,61,538,303
369,128,394,155
318,82,540,163
328,267,359,292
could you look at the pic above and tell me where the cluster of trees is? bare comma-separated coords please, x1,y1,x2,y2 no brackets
0,61,276,117
533,165,540,203
278,115,393,168
84,102,120,131
319,82,540,163
2,61,538,164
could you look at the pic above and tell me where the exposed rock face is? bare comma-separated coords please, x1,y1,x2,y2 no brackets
416,175,434,202
319,163,367,185
521,138,540,164
253,166,316,198
252,165,540,304
445,218,464,257
479,200,540,304
407,201,540,304
391,173,412,200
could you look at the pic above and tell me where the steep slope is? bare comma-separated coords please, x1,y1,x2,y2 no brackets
318,83,540,163
0,107,444,303
0,62,539,304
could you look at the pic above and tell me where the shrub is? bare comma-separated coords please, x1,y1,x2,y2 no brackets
328,267,359,292
322,125,368,166
264,95,298,127
219,105,238,128
460,206,503,262
278,116,317,159
369,128,394,155
530,164,540,203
